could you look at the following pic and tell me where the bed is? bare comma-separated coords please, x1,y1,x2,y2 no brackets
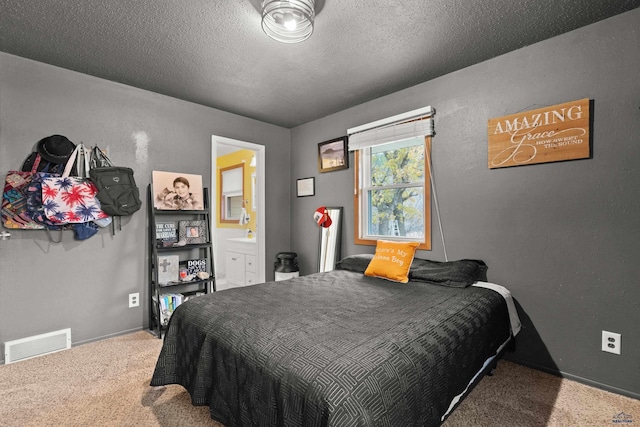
151,254,521,426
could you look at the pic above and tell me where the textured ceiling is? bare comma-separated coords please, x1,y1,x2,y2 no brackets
1,0,639,128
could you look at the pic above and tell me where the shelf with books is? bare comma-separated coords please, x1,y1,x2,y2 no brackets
148,184,215,338
153,290,206,327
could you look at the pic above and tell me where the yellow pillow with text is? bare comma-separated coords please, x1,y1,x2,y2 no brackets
364,240,420,283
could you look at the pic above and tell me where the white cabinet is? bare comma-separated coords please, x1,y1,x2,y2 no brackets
245,254,256,285
226,251,246,286
225,238,257,288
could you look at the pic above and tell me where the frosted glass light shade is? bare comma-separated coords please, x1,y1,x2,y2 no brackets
262,0,315,43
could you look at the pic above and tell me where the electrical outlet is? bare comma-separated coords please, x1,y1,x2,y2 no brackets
129,293,140,308
602,330,621,355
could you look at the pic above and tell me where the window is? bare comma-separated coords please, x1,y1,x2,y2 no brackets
220,164,244,222
349,107,434,250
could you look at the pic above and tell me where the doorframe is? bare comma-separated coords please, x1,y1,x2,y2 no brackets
211,135,266,286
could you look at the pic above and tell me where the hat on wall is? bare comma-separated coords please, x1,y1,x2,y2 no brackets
36,135,76,164
313,206,332,228
21,152,47,172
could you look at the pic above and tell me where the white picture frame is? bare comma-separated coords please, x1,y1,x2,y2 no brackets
296,177,315,197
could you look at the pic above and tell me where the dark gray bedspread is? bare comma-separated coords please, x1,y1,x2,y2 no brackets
151,270,511,427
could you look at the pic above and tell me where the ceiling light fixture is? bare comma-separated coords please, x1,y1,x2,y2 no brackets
261,0,315,44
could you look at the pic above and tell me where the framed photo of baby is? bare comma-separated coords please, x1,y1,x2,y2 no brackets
152,171,204,211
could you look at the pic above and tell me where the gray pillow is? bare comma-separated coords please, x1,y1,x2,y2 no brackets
409,258,488,288
336,254,487,288
335,254,374,273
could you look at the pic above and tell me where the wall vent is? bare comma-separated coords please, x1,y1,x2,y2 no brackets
4,328,71,364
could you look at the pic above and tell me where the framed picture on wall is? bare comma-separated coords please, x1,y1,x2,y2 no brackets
318,136,349,173
152,171,204,210
296,177,315,197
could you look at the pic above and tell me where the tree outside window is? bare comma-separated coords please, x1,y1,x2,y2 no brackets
355,136,431,249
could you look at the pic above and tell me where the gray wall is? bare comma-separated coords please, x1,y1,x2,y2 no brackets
290,9,640,397
0,7,637,399
0,53,291,349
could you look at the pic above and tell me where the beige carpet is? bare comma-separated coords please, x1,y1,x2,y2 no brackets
0,330,637,426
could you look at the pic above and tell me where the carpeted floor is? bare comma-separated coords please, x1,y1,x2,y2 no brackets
0,330,637,426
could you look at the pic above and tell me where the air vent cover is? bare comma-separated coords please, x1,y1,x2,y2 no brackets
4,328,71,364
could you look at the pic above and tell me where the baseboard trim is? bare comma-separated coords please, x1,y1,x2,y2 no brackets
71,327,144,348
505,356,640,400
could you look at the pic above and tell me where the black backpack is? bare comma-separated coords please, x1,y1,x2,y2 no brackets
88,146,142,216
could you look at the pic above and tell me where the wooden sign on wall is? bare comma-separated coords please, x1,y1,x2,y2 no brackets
487,98,590,169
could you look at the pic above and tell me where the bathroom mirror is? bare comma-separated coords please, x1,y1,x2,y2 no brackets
220,164,244,222
318,207,343,272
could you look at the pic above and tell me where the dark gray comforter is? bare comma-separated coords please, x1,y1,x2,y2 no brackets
151,269,511,426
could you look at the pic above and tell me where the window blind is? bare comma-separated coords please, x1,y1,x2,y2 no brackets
347,105,434,151
222,168,243,194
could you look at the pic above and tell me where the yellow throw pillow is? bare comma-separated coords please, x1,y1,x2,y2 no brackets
364,240,420,283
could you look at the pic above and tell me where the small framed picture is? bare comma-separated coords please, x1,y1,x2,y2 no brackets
296,177,315,197
318,136,348,173
155,221,178,248
178,220,208,244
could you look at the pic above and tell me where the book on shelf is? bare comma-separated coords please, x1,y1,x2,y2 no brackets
158,292,205,325
159,293,185,326
155,221,178,247
157,255,180,285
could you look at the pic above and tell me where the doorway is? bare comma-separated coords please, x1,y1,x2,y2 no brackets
211,135,266,289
